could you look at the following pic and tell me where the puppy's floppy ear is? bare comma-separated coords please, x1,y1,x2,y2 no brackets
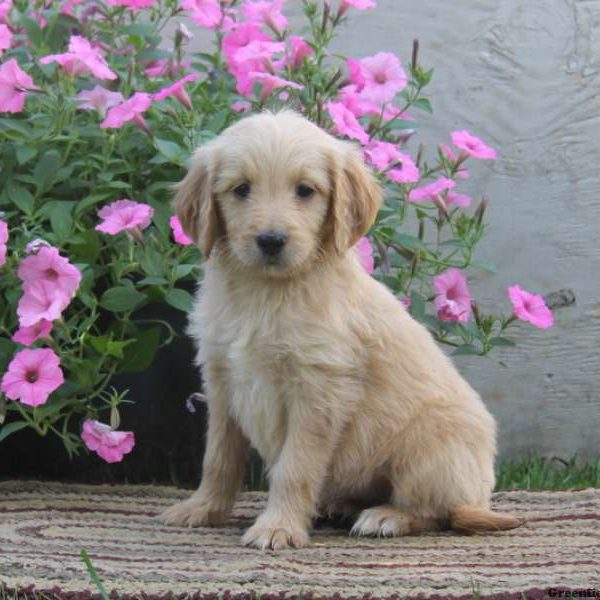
173,147,222,258
328,142,382,254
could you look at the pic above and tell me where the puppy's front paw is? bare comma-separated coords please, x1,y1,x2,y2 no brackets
159,496,228,528
242,514,309,550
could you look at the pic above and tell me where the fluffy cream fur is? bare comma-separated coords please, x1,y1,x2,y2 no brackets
160,111,524,549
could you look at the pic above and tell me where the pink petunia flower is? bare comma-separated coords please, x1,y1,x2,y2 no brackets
17,281,70,327
81,419,135,463
58,0,84,18
338,85,410,123
169,215,193,246
0,219,7,266
222,23,274,94
339,0,376,16
233,39,286,66
0,58,39,113
338,85,379,118
96,199,154,236
0,0,11,24
182,0,222,29
242,0,288,35
153,73,199,110
40,35,117,81
387,156,420,185
227,36,286,96
363,140,419,184
0,23,12,55
18,246,81,300
222,22,271,72
347,52,406,105
433,268,472,322
355,237,374,274
408,176,455,203
1,348,64,407
231,100,251,112
508,285,553,329
450,130,497,160
248,71,302,101
326,101,369,145
12,320,53,346
144,58,190,79
73,85,123,116
106,0,156,7
100,92,152,132
445,191,471,208
287,36,313,69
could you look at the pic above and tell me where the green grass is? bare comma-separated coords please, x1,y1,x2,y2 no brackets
496,455,600,491
246,455,600,493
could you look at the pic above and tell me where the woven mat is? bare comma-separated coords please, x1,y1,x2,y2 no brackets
0,481,598,599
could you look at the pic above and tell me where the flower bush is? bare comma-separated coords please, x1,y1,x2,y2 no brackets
0,0,553,460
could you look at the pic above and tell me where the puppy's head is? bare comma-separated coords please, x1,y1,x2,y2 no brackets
174,110,381,276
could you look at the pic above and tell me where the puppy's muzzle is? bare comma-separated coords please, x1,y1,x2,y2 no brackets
256,231,287,258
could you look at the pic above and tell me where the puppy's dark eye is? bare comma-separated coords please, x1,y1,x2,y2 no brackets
233,183,251,199
296,184,315,199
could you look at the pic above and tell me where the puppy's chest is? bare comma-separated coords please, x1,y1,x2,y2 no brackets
225,329,301,465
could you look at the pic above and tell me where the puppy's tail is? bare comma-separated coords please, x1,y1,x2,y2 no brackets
449,505,525,534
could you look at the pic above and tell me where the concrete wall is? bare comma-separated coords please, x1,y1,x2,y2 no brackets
180,0,600,459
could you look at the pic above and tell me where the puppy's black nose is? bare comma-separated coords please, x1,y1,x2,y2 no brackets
256,231,287,256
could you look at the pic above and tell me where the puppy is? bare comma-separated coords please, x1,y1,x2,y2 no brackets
161,110,523,549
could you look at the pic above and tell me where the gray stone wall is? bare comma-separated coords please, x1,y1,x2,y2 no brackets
178,0,600,459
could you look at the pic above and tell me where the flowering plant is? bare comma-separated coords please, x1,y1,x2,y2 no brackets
0,0,553,460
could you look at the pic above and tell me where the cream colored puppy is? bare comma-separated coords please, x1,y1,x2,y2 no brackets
161,110,523,549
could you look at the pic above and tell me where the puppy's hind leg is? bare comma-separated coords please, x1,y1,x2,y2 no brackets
351,505,439,537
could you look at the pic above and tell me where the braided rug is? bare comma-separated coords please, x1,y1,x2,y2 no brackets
0,481,598,599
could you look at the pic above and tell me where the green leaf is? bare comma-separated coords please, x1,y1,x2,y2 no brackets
103,180,131,190
174,264,198,280
154,138,185,166
69,230,101,263
88,335,134,359
490,337,516,347
204,110,229,134
75,191,114,216
7,184,35,215
120,22,156,37
119,328,161,373
71,359,97,387
40,201,75,239
33,152,61,193
471,259,499,273
147,198,172,238
141,244,166,277
165,288,195,313
0,118,32,139
0,420,29,442
452,344,480,356
43,13,80,51
409,291,426,320
16,146,37,165
34,397,73,422
392,233,426,251
413,97,433,113
138,276,168,286
99,286,146,312
18,15,43,47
